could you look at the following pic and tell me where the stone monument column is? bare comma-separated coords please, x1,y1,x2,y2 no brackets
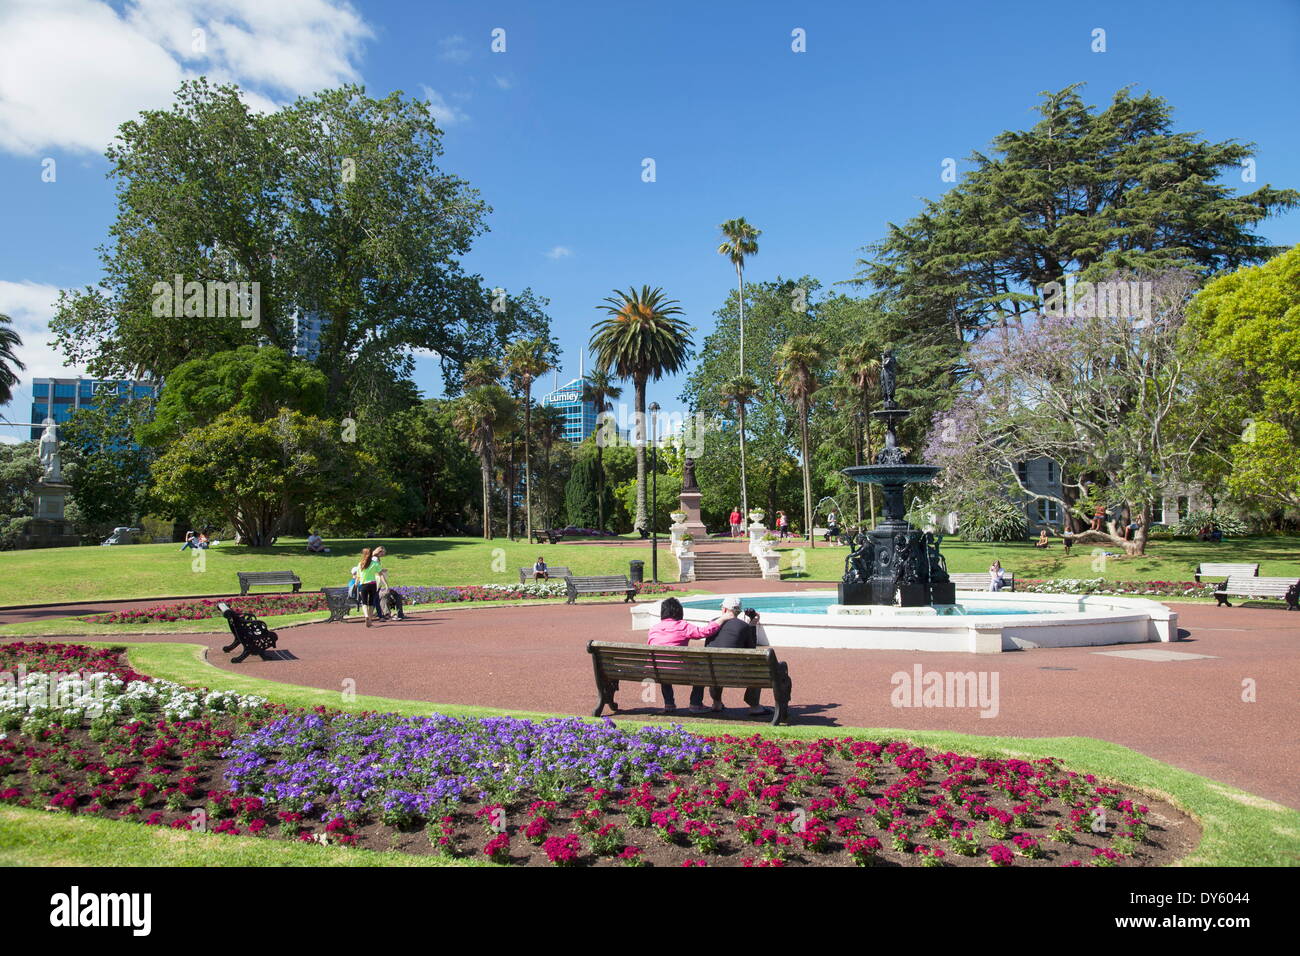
676,457,708,539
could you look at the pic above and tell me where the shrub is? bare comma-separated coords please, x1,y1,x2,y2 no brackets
1167,510,1248,537
958,499,1027,542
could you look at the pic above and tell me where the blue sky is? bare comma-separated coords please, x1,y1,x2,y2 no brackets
2,0,1298,439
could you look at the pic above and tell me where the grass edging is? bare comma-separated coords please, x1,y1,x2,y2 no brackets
3,640,1297,868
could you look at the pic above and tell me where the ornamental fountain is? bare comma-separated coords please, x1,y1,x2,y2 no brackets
632,351,1179,652
838,350,956,608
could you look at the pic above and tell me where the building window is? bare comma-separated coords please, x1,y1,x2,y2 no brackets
1045,460,1057,483
1016,462,1029,485
1177,496,1189,521
1035,499,1061,526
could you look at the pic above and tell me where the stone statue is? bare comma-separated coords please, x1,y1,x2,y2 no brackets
843,532,874,583
38,420,63,483
682,457,699,492
880,350,898,407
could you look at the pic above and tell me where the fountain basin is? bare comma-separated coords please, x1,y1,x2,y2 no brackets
631,590,1179,654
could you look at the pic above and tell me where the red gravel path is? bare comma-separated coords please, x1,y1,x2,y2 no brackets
3,583,1297,810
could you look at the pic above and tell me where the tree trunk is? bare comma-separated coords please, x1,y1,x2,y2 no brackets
863,416,876,525
853,413,863,526
800,408,814,549
634,380,648,532
506,437,516,540
523,387,533,543
738,400,749,520
481,454,493,539
596,438,606,532
737,265,745,378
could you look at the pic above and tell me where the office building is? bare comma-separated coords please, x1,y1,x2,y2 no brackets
29,377,160,439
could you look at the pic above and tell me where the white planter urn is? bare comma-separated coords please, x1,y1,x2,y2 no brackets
675,550,696,583
757,550,781,580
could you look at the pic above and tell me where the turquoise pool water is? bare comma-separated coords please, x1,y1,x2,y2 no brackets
679,595,1052,616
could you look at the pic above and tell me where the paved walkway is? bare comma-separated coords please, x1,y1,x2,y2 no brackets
3,583,1297,809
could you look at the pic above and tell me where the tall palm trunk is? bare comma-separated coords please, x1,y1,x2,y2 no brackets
799,406,814,549
853,413,863,526
736,264,745,377
738,399,749,519
863,413,876,526
634,378,648,531
480,445,493,539
523,387,533,542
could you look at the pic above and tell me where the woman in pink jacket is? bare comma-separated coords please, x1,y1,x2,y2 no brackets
645,597,724,713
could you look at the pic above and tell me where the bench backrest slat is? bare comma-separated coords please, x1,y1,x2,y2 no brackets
1198,563,1259,576
1220,575,1296,593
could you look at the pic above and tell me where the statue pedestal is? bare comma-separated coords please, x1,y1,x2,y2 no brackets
676,491,708,539
21,480,79,548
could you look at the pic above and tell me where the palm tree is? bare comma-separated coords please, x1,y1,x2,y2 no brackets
716,218,761,376
719,375,758,520
533,405,567,528
463,357,502,389
0,313,25,408
581,367,622,531
504,339,553,542
590,287,693,533
775,334,829,548
838,343,882,527
451,384,515,539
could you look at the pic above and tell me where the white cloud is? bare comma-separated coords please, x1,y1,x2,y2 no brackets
0,280,83,439
545,246,573,260
420,86,468,127
0,0,373,156
437,34,471,64
493,75,513,90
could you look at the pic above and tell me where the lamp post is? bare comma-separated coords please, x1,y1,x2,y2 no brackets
649,402,660,583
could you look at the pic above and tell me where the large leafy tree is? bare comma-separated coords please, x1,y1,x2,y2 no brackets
854,84,1298,406
774,334,830,547
835,341,884,525
61,396,157,536
1184,244,1300,512
0,313,23,407
50,79,491,417
137,346,327,448
590,286,693,532
0,442,41,549
150,410,386,546
924,270,1205,555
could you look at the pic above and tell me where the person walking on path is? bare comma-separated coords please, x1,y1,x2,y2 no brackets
776,510,788,540
729,506,742,538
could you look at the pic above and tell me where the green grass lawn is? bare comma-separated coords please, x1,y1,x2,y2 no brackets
2,639,1296,867
0,534,1295,608
779,535,1300,583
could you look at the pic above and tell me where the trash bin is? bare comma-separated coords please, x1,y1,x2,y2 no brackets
629,560,644,584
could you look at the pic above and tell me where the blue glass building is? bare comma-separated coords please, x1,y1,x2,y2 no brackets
541,377,597,444
29,377,160,439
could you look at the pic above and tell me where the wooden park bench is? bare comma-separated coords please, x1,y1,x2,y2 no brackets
518,566,572,584
587,641,793,726
321,586,353,622
237,570,302,595
217,602,280,663
1195,562,1259,583
949,572,1016,592
1213,575,1300,610
564,574,636,604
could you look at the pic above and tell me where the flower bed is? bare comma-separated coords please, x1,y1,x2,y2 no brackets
83,594,327,625
1018,579,1216,598
0,644,1199,867
0,642,148,684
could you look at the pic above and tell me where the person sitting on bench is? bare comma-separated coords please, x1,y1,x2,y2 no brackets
533,556,549,580
688,597,772,717
644,597,725,714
